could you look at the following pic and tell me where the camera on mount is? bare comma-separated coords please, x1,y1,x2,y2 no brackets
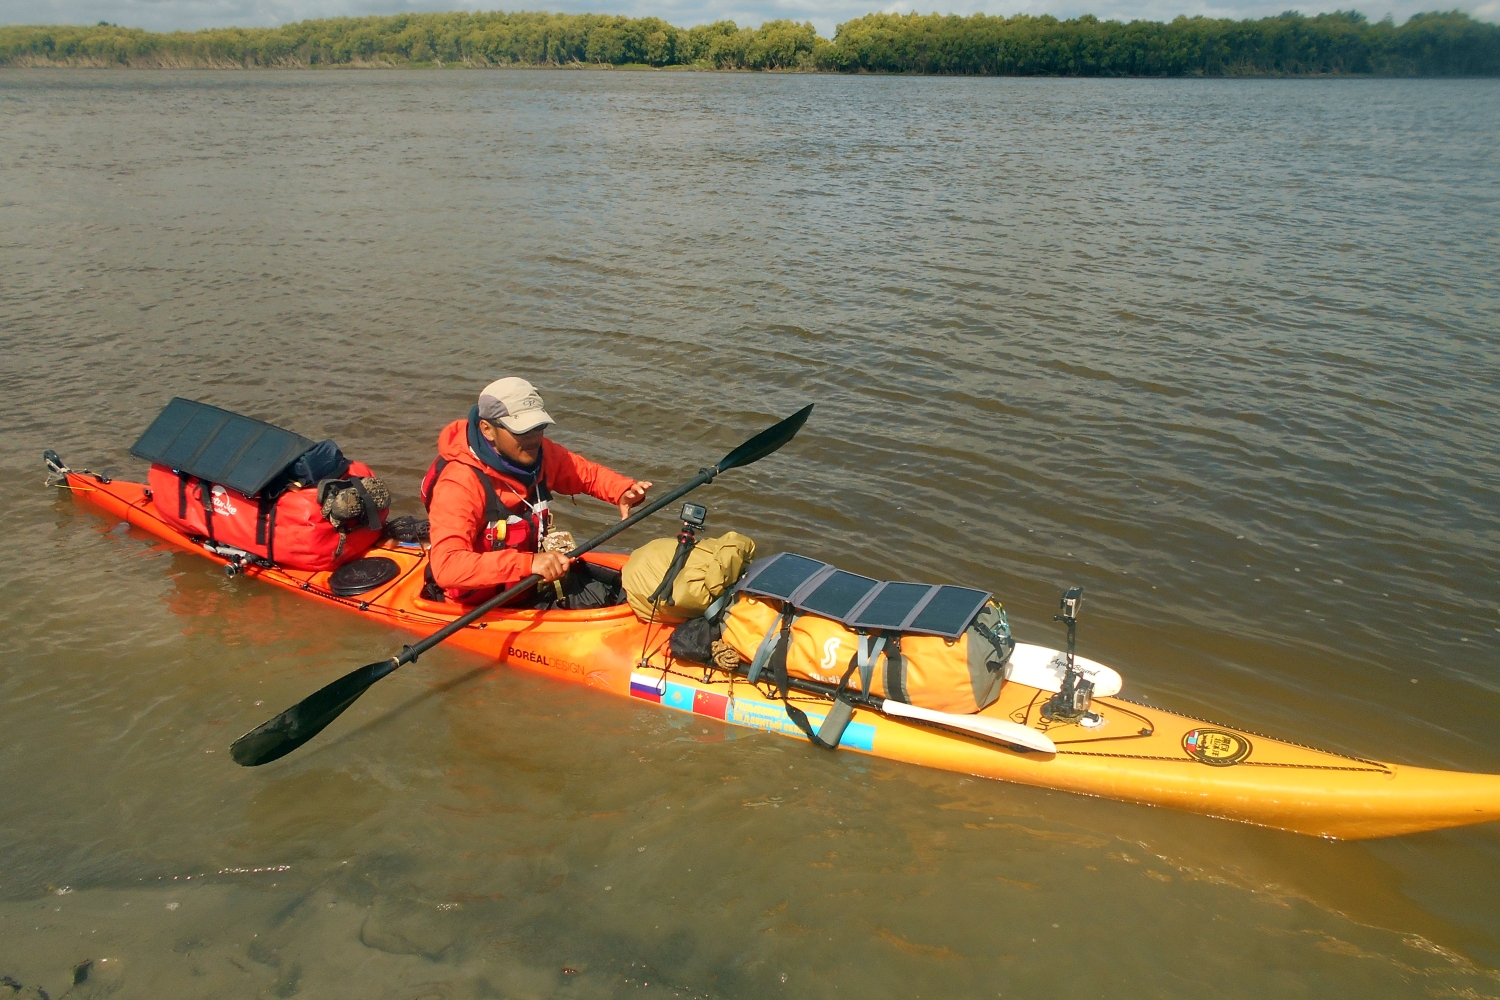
1043,585,1100,726
648,503,710,610
1059,586,1083,621
680,502,708,529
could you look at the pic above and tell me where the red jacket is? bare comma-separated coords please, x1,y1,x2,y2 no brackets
427,419,635,600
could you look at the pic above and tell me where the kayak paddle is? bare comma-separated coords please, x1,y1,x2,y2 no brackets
229,404,814,767
879,699,1056,753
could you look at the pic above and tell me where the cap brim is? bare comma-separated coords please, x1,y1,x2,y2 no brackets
498,411,554,434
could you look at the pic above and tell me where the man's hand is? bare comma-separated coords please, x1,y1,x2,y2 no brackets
617,480,653,520
531,551,572,582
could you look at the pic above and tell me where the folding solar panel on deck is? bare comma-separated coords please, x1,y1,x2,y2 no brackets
846,582,990,638
797,569,880,620
129,398,313,498
737,552,993,640
904,586,992,638
847,581,930,631
738,552,831,602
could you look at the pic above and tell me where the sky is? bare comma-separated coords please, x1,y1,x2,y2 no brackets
5,0,1497,44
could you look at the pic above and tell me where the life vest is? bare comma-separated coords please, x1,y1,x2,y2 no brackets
420,457,552,554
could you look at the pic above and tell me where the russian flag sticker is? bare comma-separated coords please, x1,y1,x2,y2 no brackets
629,672,664,703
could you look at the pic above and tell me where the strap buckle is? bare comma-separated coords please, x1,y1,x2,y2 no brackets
855,630,887,699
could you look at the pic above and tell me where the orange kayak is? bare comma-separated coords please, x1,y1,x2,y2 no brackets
58,466,1500,840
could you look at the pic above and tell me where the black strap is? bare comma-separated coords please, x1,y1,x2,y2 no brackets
855,630,884,699
421,564,447,602
745,606,794,685
770,616,793,701
199,481,216,541
841,653,862,695
461,463,507,525
972,619,1014,668
266,498,278,562
768,616,841,750
884,635,908,704
177,472,189,519
348,477,383,531
814,697,855,748
255,492,278,562
648,531,697,606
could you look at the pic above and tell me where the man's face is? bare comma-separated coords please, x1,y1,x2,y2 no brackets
481,419,546,466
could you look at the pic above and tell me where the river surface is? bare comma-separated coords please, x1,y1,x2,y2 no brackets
2,69,1498,999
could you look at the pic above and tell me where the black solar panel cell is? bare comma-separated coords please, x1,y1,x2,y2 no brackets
130,398,197,462
907,586,991,638
190,418,256,484
230,429,310,494
799,570,880,620
742,552,829,601
157,405,229,470
851,582,932,630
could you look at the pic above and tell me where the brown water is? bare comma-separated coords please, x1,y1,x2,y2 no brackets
2,69,1499,999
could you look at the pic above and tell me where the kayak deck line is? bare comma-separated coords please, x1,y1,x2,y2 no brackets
1020,691,1394,774
54,465,1500,841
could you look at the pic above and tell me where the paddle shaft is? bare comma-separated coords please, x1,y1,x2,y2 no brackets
387,467,719,672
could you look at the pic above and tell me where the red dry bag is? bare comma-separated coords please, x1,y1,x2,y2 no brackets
148,462,387,572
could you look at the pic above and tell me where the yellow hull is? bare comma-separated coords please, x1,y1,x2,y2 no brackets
68,471,1500,840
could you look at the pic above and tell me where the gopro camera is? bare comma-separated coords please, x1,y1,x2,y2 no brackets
680,502,708,528
1059,586,1083,621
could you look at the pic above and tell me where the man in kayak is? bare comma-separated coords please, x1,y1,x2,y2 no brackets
422,377,651,608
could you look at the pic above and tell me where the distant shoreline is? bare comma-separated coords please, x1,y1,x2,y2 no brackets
4,11,1498,76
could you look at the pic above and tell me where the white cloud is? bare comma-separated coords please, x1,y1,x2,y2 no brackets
4,0,1494,41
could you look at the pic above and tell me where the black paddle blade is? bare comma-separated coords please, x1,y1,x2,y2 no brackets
229,657,398,766
716,403,813,474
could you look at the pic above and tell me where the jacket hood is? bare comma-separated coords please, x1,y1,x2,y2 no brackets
436,418,548,502
437,418,481,467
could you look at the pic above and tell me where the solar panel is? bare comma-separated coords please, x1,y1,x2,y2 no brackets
738,553,993,640
739,552,831,602
798,570,880,620
905,586,991,638
130,398,313,498
849,582,933,631
181,416,256,485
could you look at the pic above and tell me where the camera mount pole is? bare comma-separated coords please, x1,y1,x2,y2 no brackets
1058,589,1080,674
1045,586,1095,723
647,506,706,608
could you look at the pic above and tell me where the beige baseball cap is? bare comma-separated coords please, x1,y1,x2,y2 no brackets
478,377,554,434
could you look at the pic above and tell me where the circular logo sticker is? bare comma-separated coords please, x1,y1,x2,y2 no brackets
1182,728,1252,766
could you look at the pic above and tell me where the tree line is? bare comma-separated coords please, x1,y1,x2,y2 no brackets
3,9,1496,75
